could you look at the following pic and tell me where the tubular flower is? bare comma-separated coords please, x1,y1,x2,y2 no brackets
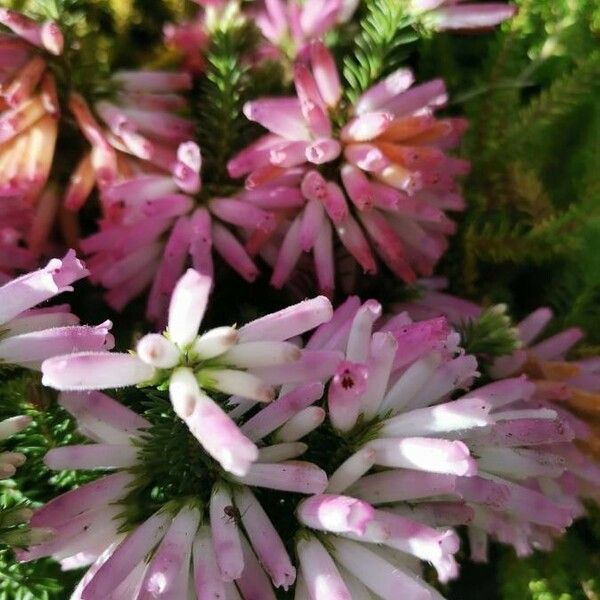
253,0,359,60
228,42,468,293
19,388,328,598
0,9,63,264
78,141,266,323
409,0,516,31
41,268,338,475
300,297,579,569
76,141,204,320
0,250,114,370
394,281,600,556
65,70,196,213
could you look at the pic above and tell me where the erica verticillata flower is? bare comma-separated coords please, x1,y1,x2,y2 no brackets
0,250,114,370
300,297,579,568
65,71,196,213
75,140,203,320
19,384,329,597
394,281,600,558
228,42,468,294
0,9,63,263
42,268,338,475
409,0,516,31
253,0,359,60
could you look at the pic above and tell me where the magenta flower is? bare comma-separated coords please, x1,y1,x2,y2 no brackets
19,387,328,597
65,71,196,213
410,0,516,31
0,9,63,263
254,0,358,59
42,268,338,475
227,42,468,293
0,250,114,370
300,297,579,567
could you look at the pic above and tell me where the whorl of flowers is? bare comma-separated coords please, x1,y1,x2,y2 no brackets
42,268,339,475
395,280,600,553
0,250,113,537
0,9,63,270
18,388,331,598
227,42,468,294
33,267,586,598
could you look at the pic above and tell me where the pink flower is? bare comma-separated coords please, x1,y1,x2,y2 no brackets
253,0,359,59
78,150,267,321
19,385,328,597
302,298,578,567
0,10,63,264
42,268,337,475
65,70,195,213
228,42,468,294
410,0,516,31
0,250,114,369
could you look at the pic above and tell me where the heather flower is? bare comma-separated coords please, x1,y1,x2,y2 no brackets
299,297,579,568
77,143,254,321
228,42,468,293
19,388,328,597
253,0,359,60
0,9,63,261
65,71,196,213
409,0,516,31
42,268,338,475
394,282,600,557
0,250,114,370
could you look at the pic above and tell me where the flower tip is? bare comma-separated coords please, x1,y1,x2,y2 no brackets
0,463,16,479
41,20,64,55
137,333,180,369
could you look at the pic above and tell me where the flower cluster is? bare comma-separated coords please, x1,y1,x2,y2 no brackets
28,268,588,597
0,3,596,600
42,268,338,474
0,9,63,272
227,42,469,294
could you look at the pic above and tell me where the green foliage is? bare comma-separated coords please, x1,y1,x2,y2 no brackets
0,549,77,600
457,305,521,365
0,371,93,504
343,0,417,103
198,20,284,189
499,524,600,600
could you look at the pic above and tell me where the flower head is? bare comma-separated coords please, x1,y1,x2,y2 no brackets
228,43,468,293
394,282,600,558
19,385,328,597
42,268,337,475
300,297,579,567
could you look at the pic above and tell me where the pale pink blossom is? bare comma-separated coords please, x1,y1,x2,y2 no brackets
42,269,336,476
21,378,329,597
410,0,516,31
